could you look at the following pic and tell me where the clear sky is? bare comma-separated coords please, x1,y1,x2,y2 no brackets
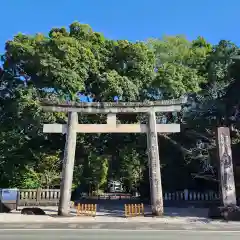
1,0,239,54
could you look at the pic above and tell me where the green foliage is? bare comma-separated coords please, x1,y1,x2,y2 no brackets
119,148,145,191
1,21,240,194
148,36,211,97
81,153,109,192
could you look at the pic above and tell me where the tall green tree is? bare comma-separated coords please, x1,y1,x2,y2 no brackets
2,21,239,195
148,35,211,98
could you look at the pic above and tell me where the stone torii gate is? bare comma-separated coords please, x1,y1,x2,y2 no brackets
41,99,185,216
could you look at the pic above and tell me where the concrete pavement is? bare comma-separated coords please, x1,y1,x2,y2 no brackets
1,205,240,232
15,205,210,218
1,219,240,231
1,229,240,240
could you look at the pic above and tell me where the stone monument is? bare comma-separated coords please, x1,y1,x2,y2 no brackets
208,127,240,220
217,127,236,207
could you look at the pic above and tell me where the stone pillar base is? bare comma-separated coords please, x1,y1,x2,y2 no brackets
208,205,240,221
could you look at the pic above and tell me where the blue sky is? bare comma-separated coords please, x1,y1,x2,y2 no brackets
1,0,239,55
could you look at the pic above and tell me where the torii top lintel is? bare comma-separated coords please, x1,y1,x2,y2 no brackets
40,98,186,114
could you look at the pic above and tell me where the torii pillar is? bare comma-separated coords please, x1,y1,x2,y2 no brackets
41,99,186,216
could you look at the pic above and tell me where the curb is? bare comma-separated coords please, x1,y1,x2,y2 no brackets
0,222,240,231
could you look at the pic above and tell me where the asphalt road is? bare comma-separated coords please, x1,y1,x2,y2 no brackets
1,229,240,240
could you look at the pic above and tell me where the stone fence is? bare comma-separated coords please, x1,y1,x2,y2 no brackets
18,189,60,206
18,188,221,206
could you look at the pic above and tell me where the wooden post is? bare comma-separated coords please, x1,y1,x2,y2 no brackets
58,112,78,216
147,110,163,216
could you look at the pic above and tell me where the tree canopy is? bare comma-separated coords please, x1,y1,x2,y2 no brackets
1,22,240,196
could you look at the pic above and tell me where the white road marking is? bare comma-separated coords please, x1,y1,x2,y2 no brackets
0,229,240,233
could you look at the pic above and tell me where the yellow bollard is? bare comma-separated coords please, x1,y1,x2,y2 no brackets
134,204,138,216
81,204,83,215
78,203,97,216
90,204,93,216
88,204,91,216
86,204,88,215
87,204,89,215
86,204,89,215
124,203,144,217
94,204,97,216
137,204,141,215
80,203,85,215
125,204,130,217
91,204,94,216
77,203,80,216
94,204,97,214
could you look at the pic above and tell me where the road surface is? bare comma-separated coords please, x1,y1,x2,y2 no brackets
1,229,240,240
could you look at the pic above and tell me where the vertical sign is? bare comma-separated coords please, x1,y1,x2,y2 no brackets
217,127,236,206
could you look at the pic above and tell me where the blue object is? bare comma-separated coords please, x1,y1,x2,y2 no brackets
78,92,94,102
87,95,93,102
79,94,88,102
1,189,18,201
114,96,119,102
19,75,25,81
43,88,56,93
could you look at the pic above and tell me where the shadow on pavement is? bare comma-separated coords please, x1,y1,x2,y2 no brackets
13,199,215,222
